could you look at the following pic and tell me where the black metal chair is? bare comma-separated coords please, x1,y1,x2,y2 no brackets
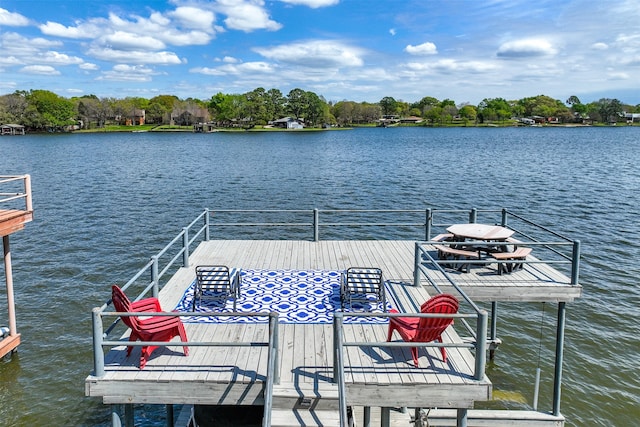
193,265,240,311
340,267,386,311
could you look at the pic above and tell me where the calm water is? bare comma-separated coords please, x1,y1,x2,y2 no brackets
0,127,638,426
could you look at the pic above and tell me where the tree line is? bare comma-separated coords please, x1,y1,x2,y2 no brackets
0,88,637,132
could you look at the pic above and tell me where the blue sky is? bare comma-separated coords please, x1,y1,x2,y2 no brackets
1,0,639,105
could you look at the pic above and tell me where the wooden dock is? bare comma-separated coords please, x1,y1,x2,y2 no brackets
86,239,579,425
0,174,33,359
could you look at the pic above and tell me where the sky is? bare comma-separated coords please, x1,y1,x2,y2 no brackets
1,0,639,106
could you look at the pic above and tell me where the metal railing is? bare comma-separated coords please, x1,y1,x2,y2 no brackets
0,174,32,212
425,208,580,284
90,207,579,426
92,309,279,427
209,208,431,241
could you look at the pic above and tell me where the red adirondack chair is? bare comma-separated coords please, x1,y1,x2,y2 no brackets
111,285,189,369
387,293,459,367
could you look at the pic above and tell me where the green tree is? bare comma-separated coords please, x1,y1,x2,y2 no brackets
477,98,511,123
379,96,398,116
595,98,623,123
266,88,285,121
458,104,477,125
286,88,307,120
24,89,76,130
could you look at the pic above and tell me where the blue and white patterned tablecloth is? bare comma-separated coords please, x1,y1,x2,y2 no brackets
175,269,393,324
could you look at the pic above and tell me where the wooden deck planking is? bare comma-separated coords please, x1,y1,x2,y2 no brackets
87,238,580,410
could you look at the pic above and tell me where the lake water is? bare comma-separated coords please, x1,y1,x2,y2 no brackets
0,127,638,426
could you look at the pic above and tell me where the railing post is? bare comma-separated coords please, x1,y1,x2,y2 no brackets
204,208,210,241
571,240,580,285
151,255,159,298
552,302,566,416
92,307,105,377
182,227,189,267
475,310,488,380
271,313,280,384
469,208,477,223
500,208,508,226
332,311,348,427
413,242,421,287
24,174,33,212
425,208,432,241
313,208,319,242
332,312,341,382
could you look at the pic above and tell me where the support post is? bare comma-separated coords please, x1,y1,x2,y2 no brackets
456,408,468,427
413,242,421,287
313,208,319,242
204,208,210,241
124,404,134,427
425,208,432,241
469,208,477,223
92,307,105,377
111,405,121,427
151,255,159,298
166,404,174,427
3,236,17,336
363,406,371,427
571,240,581,285
500,208,508,226
182,227,189,268
475,310,488,380
490,301,498,360
552,302,566,416
381,407,391,427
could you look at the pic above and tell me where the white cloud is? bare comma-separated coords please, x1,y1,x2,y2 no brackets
168,7,215,31
280,0,339,8
0,8,29,26
101,31,166,51
20,65,60,75
254,40,364,67
79,62,99,71
191,61,275,76
405,42,437,55
87,47,182,64
98,64,157,82
592,42,608,50
214,0,282,32
39,20,103,38
389,29,396,36
607,71,629,80
405,59,497,74
37,51,84,65
497,38,558,58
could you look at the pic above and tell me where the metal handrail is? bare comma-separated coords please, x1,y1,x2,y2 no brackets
0,174,32,211
92,310,279,379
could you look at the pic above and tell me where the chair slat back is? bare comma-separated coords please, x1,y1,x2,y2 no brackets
111,285,140,331
196,266,232,293
415,294,459,342
345,267,383,293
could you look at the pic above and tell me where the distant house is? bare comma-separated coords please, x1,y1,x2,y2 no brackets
118,109,146,126
400,116,423,124
624,112,640,123
272,117,304,129
0,124,25,135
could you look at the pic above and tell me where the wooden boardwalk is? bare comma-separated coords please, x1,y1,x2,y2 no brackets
85,239,579,424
